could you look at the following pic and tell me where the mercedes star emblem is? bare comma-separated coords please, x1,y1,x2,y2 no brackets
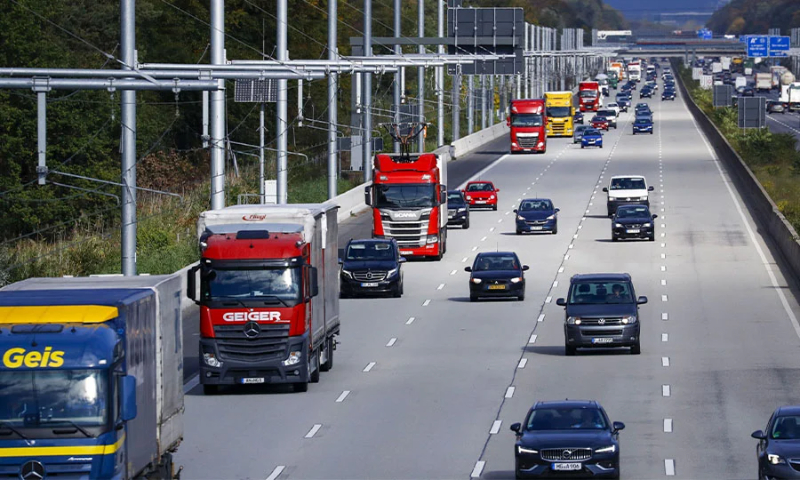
243,321,261,339
20,461,45,480
366,272,373,279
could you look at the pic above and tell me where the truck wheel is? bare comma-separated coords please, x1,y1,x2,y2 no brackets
321,338,333,372
310,351,320,383
203,385,219,395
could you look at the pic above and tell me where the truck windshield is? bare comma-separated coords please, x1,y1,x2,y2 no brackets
579,90,597,98
0,370,108,434
510,113,543,127
375,184,437,209
546,107,570,118
203,267,302,304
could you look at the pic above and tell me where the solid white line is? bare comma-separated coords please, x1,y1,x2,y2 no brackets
363,362,376,372
437,283,445,290
661,294,668,302
665,459,676,476
386,338,397,347
662,385,671,397
406,317,415,325
662,333,669,342
661,279,667,286
305,424,322,438
336,390,351,403
183,374,200,394
470,461,486,478
662,356,670,367
529,334,538,344
422,299,431,306
505,386,516,398
545,296,552,303
662,313,669,320
451,269,457,275
664,418,673,433
537,314,545,322
265,466,286,480
518,358,528,369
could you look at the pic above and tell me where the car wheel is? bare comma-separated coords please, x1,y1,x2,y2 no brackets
631,341,641,355
649,234,655,242
470,295,478,302
632,131,636,135
516,229,522,235
600,145,603,148
581,145,585,149
552,224,558,235
294,381,309,393
650,131,653,135
612,234,618,242
565,345,577,356
393,282,402,298
611,463,621,480
518,294,525,301
463,218,470,229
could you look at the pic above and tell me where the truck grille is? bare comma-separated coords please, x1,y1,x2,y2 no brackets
352,270,388,281
214,324,289,363
517,136,538,148
381,212,431,247
541,448,592,461
550,123,567,135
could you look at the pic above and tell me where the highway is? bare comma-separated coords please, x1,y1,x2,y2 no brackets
175,76,800,479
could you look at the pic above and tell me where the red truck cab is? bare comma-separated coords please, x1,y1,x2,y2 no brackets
579,81,601,112
463,181,499,211
508,99,547,154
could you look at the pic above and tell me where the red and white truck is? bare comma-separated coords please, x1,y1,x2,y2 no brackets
508,98,547,154
189,203,340,394
365,152,448,260
579,81,602,112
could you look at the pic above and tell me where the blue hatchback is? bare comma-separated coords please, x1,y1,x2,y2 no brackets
581,128,603,149
515,198,559,235
632,117,653,135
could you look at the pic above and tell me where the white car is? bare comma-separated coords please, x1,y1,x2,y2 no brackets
596,108,618,129
602,175,654,217
605,103,622,116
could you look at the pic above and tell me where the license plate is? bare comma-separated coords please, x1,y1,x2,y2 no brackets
400,250,413,255
592,337,614,344
626,229,640,233
488,285,506,290
361,282,379,287
552,463,582,471
531,226,543,230
476,200,486,204
241,377,265,384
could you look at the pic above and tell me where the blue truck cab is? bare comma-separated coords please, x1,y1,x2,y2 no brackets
0,275,184,480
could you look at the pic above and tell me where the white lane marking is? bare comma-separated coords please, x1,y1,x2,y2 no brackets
386,338,397,347
665,459,676,476
451,269,457,275
661,253,666,259
558,267,564,273
437,283,445,290
518,358,528,369
305,424,322,438
462,257,469,263
661,279,667,286
472,246,478,252
664,418,673,433
552,280,559,287
662,385,671,397
661,232,666,237
537,314,545,322
585,209,590,214
458,154,512,190
422,299,431,306
545,296,552,303
481,236,487,241
662,333,669,342
660,223,666,228
183,374,200,394
490,420,503,434
336,390,351,403
661,243,666,248
529,334,538,344
662,357,670,367
661,295,668,302
564,254,570,260
662,312,669,320
406,316,415,325
505,211,511,216
498,218,503,223
578,225,583,229
363,362,376,372
573,234,579,239
489,227,495,232
505,386,516,398
661,265,667,272
265,466,286,480
568,244,574,249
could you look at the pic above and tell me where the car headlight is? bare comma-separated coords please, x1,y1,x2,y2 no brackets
567,316,581,325
458,208,467,213
517,446,538,455
639,196,648,201
387,267,399,277
546,214,556,220
465,195,472,200
595,445,616,454
621,315,637,324
490,195,496,200
615,223,623,228
643,223,652,228
426,235,439,244
471,278,482,284
517,215,526,221
510,277,523,284
341,269,353,278
768,454,785,465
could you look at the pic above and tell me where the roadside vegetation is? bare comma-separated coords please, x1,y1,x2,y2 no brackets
678,65,800,231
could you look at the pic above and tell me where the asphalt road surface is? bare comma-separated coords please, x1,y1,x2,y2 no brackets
175,80,800,479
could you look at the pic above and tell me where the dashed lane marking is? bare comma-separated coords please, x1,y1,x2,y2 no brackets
265,466,286,480
664,418,673,433
518,358,528,369
422,299,431,306
529,334,538,344
363,362,376,372
505,386,516,398
336,390,351,403
662,385,671,397
662,357,670,367
305,424,322,438
386,338,397,347
537,314,545,322
665,459,676,476
490,420,502,434
406,317,415,325
662,333,669,342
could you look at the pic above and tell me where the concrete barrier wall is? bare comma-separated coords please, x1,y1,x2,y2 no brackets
676,64,800,283
451,122,508,158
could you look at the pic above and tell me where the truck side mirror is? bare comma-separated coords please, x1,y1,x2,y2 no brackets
187,265,200,304
440,186,447,205
364,186,372,206
506,116,511,127
120,375,137,422
310,267,320,297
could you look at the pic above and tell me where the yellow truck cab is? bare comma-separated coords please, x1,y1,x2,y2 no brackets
544,91,575,137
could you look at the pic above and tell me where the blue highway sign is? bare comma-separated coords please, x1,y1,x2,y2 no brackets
746,36,768,57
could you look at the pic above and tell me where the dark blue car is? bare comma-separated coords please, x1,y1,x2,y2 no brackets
632,117,653,135
581,128,603,149
339,239,405,298
511,400,625,478
515,198,559,235
753,405,800,479
573,110,584,124
465,252,528,302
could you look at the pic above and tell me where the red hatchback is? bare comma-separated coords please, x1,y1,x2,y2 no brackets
591,116,609,131
463,181,499,210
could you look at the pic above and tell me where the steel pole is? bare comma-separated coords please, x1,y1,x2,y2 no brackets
121,0,137,276
259,103,266,203
437,0,444,146
328,0,339,198
277,0,289,203
202,91,209,148
210,0,226,210
481,74,487,130
36,91,46,186
393,0,401,153
418,0,425,153
452,69,460,142
362,0,373,182
467,75,474,135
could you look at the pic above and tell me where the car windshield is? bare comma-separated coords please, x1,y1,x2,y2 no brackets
772,416,800,439
610,178,646,190
511,113,543,127
635,119,650,125
592,117,607,122
584,129,600,136
519,200,553,211
0,370,108,432
203,267,301,303
597,110,614,118
617,206,650,218
546,107,571,118
527,408,608,431
473,255,519,272
569,281,635,304
466,183,494,192
346,242,395,261
574,126,588,134
579,90,597,98
607,104,618,109
375,184,437,209
447,193,465,205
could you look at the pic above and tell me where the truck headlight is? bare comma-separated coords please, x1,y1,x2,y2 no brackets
595,445,616,453
768,454,785,465
282,351,302,366
567,316,581,325
517,446,538,455
538,142,544,147
621,315,637,324
471,278,482,284
510,277,523,284
203,353,222,368
426,235,439,244
517,215,526,221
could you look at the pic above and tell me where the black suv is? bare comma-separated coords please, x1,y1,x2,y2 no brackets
612,205,657,241
447,190,470,229
511,400,625,478
339,239,405,298
557,274,647,355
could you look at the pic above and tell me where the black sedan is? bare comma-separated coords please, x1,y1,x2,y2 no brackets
612,205,657,241
661,89,676,101
574,110,585,124
515,198,559,234
639,88,653,99
447,190,470,229
753,405,800,479
339,239,405,297
741,87,755,97
511,400,625,478
466,252,528,302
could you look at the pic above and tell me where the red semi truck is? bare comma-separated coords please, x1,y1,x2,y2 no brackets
579,81,602,112
189,203,340,394
365,152,448,260
508,99,547,154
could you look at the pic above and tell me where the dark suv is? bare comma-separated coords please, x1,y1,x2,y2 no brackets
557,274,647,355
447,190,470,229
612,205,657,241
511,400,625,478
339,239,405,298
